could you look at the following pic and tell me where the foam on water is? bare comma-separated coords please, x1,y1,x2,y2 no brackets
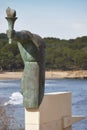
4,92,23,106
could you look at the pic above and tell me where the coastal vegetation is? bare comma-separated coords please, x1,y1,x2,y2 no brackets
44,37,87,70
0,33,87,71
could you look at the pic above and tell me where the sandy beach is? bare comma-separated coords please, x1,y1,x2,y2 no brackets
0,70,87,80
45,70,87,79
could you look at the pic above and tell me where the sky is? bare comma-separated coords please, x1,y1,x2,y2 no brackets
0,0,87,39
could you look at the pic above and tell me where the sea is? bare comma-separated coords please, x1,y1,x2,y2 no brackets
0,79,87,130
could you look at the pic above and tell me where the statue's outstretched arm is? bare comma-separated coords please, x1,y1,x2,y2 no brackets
6,7,45,48
7,30,45,48
7,30,33,44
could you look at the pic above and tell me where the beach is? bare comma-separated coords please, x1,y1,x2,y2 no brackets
46,70,87,79
0,70,87,79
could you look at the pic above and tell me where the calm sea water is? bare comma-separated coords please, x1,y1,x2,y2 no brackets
0,79,87,130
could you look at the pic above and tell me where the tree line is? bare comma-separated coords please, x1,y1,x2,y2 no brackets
0,33,87,71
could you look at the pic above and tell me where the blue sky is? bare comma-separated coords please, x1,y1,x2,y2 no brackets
0,0,87,39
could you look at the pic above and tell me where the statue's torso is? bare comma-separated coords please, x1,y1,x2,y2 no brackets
17,42,39,63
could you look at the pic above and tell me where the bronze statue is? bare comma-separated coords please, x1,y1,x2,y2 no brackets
6,7,45,109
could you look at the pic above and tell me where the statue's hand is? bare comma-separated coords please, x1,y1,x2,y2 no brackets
6,30,15,44
6,7,17,44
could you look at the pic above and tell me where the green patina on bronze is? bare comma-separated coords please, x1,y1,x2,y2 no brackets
6,7,45,109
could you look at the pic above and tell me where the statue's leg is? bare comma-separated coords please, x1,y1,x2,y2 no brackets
21,62,39,109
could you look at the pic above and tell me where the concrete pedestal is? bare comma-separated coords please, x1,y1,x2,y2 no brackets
25,92,85,130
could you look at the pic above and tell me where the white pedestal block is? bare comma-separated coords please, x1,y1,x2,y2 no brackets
25,92,85,130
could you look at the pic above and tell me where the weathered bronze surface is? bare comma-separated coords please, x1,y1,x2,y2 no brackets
6,7,45,109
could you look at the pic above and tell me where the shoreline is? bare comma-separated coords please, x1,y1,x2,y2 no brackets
0,70,87,80
46,70,87,79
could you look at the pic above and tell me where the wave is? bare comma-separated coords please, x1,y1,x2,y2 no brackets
4,92,23,106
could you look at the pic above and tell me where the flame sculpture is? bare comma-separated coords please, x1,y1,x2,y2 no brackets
6,7,17,44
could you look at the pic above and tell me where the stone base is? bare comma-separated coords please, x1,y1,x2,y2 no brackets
25,92,85,130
